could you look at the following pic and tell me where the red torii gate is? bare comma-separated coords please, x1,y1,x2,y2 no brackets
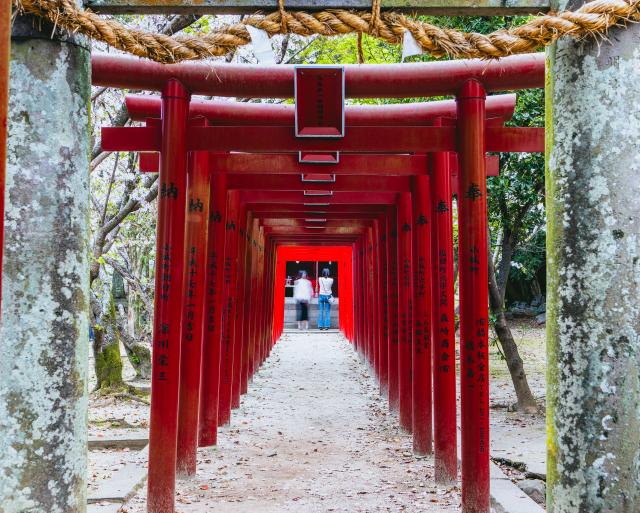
97,52,544,513
272,245,354,339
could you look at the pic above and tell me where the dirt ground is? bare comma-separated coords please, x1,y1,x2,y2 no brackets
120,331,459,513
88,320,546,512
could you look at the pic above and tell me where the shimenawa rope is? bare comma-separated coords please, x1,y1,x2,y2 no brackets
11,0,640,64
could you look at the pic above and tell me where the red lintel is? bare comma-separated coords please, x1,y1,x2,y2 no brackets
92,53,544,99
125,94,517,125
241,191,398,205
102,125,543,154
226,174,411,192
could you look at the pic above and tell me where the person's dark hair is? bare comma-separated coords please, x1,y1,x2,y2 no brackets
322,268,330,278
298,270,307,279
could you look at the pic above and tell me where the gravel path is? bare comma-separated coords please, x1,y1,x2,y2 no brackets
124,331,460,512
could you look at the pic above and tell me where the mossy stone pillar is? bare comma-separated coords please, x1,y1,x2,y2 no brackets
0,10,91,513
546,2,640,511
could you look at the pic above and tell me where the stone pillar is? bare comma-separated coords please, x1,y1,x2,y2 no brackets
546,2,640,512
0,12,91,513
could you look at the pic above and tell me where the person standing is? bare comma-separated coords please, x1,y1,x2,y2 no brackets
317,268,334,330
293,270,313,330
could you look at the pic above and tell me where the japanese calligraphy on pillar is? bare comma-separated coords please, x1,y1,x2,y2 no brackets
414,211,429,356
205,210,223,334
388,226,399,344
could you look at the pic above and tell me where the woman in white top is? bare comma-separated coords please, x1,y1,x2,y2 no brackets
317,268,334,330
293,270,313,330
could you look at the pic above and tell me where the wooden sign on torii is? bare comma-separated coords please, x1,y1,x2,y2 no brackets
86,0,550,15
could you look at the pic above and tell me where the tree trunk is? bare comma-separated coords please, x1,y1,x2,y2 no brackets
92,294,125,391
115,305,152,381
488,250,538,412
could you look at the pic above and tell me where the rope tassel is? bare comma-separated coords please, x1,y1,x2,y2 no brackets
11,0,640,64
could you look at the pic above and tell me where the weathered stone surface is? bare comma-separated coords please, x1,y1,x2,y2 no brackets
518,479,546,505
546,2,640,511
0,23,91,513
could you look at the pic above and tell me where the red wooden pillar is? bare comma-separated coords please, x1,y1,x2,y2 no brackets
252,227,265,375
268,240,276,352
176,146,210,476
366,227,376,370
243,219,260,389
231,207,249,408
412,174,433,455
238,221,251,396
244,225,256,384
258,230,267,364
376,216,389,394
353,240,362,355
265,240,276,353
218,190,240,426
272,249,285,342
373,223,383,380
362,239,368,357
147,79,190,513
386,207,399,410
258,236,269,365
358,240,366,356
372,220,384,382
359,239,366,356
397,192,414,432
199,173,227,447
457,80,490,513
431,137,458,482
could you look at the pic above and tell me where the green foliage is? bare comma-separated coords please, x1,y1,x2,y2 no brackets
488,87,546,293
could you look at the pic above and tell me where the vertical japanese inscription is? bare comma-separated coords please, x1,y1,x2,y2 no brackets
156,243,172,381
438,247,451,373
205,210,222,334
184,245,198,343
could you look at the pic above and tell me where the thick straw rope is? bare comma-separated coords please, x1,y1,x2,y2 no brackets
11,0,640,63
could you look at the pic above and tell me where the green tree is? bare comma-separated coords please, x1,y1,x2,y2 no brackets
488,88,545,412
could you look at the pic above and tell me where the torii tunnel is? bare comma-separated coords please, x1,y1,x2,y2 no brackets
96,52,545,513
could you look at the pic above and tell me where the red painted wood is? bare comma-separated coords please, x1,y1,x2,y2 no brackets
125,93,516,125
397,192,414,433
198,173,228,447
373,221,384,383
176,148,210,477
227,174,411,192
92,53,544,98
365,229,374,366
231,205,249,409
189,126,455,153
457,81,490,513
147,79,190,513
430,145,458,484
376,216,389,393
139,151,501,178
386,207,399,411
241,191,398,205
273,246,353,339
102,124,543,155
412,174,433,455
218,190,240,426
295,66,344,137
